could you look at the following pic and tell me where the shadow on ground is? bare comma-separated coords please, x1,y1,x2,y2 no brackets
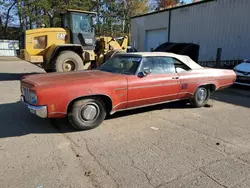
0,72,42,81
211,85,250,108
0,100,193,139
0,101,67,139
1,85,250,139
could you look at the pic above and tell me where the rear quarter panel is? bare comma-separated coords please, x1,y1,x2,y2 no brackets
177,68,236,99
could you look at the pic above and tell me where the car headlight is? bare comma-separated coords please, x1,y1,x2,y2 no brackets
30,92,37,104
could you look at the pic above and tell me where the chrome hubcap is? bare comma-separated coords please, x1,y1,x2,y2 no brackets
81,103,99,121
197,88,207,102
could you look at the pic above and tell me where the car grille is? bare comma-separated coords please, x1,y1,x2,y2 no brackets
236,76,250,84
236,70,250,75
22,87,31,103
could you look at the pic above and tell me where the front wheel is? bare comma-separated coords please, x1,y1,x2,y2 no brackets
68,98,107,131
190,86,211,108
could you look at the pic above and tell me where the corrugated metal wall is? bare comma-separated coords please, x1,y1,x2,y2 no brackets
170,0,250,61
131,11,169,51
0,40,20,56
131,0,250,61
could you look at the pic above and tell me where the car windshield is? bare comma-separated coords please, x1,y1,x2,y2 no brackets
98,56,142,75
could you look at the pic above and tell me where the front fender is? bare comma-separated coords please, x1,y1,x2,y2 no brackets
39,77,128,118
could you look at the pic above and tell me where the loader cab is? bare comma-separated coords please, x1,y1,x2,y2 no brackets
62,9,96,50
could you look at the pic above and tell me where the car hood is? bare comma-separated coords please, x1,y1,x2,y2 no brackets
234,63,250,72
21,70,119,86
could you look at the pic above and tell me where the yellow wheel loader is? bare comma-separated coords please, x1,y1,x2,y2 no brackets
19,9,128,72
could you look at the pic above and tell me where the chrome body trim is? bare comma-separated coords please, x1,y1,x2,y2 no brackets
110,98,189,115
21,86,31,103
111,92,193,110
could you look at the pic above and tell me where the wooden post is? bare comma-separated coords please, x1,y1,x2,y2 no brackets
216,48,222,68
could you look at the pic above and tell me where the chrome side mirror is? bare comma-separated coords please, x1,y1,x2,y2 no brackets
144,69,151,75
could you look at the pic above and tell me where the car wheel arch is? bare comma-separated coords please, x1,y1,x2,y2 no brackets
196,83,217,93
190,84,212,108
204,84,216,92
67,94,113,115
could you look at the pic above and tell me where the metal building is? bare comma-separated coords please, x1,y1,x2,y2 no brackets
0,40,20,56
131,0,250,63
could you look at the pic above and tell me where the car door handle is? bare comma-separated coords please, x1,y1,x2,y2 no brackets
172,76,179,79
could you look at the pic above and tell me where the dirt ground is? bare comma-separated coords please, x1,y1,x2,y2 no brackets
1,58,250,188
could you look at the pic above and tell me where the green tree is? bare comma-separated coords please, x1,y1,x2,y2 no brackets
115,0,149,35
2,0,150,40
125,0,149,33
90,0,149,37
15,0,93,30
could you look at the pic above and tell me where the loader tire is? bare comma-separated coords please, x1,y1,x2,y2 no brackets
54,51,84,72
44,69,54,73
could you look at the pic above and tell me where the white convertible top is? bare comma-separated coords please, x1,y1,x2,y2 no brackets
126,52,203,70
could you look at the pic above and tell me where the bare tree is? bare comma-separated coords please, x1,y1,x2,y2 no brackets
3,1,17,36
0,14,3,30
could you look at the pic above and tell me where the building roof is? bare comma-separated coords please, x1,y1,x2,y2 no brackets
131,0,215,19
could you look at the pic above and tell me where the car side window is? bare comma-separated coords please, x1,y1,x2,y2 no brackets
157,57,176,74
172,58,191,73
141,57,176,74
141,57,154,71
141,56,191,74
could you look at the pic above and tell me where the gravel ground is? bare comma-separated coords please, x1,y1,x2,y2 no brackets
1,58,250,188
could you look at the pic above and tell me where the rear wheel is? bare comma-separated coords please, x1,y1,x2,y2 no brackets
53,51,84,72
190,86,211,108
68,98,107,130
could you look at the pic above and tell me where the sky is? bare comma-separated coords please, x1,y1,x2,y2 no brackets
184,0,193,3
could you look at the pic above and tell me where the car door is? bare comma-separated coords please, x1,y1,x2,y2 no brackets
173,58,196,99
127,56,181,108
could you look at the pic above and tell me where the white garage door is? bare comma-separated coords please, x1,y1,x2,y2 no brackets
145,29,168,52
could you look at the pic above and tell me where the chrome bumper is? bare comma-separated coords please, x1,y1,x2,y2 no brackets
20,96,47,118
234,82,250,86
